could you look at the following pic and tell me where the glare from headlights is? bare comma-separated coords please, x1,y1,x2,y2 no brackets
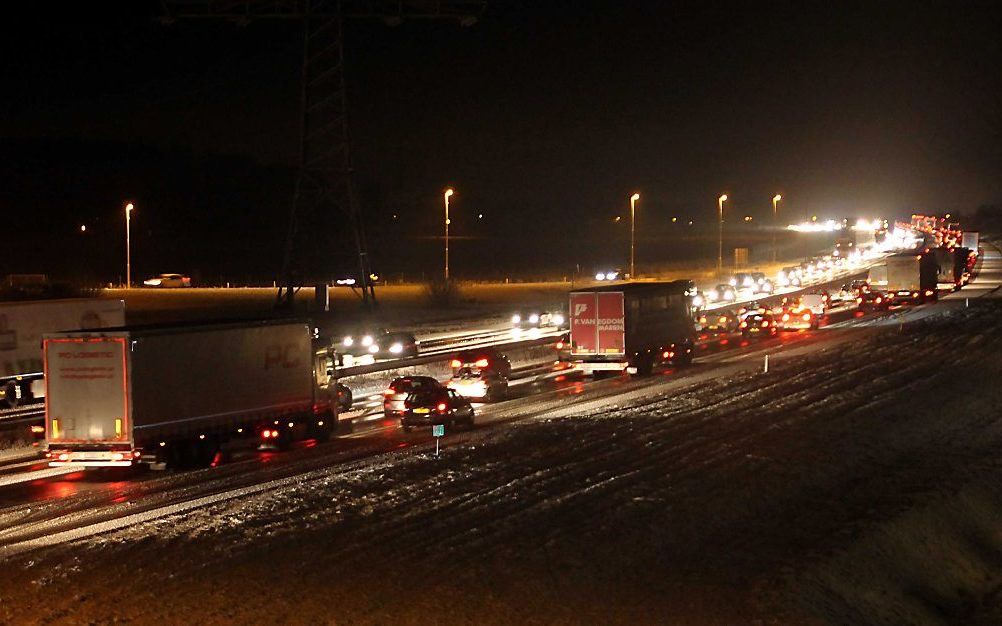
511,314,521,324
595,272,606,281
389,343,403,354
342,337,354,347
529,313,539,324
552,314,565,326
692,295,704,307
724,289,735,300
708,289,719,300
361,335,374,347
368,344,379,354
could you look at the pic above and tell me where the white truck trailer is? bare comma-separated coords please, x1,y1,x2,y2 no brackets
0,298,125,407
43,320,337,468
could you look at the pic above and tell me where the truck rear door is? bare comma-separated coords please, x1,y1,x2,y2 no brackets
45,336,130,446
569,292,625,357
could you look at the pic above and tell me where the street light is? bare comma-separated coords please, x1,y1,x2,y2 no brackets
630,193,640,278
772,194,782,262
125,202,134,288
717,194,728,276
443,188,454,281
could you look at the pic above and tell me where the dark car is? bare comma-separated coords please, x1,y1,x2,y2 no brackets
379,331,420,358
383,375,444,417
401,388,475,432
697,310,738,335
857,291,891,311
449,348,512,380
447,364,509,401
739,312,778,339
339,326,389,358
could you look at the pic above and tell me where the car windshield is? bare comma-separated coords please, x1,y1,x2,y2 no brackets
406,390,445,406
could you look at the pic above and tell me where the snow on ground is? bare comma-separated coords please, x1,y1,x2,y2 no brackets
4,305,1002,624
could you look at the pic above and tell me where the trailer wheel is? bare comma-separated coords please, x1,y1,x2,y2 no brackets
311,417,333,443
633,355,654,376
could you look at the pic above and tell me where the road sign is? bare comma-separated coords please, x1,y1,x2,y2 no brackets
432,424,445,437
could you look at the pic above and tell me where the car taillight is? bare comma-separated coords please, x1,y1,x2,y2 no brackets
718,316,727,324
699,316,707,323
475,358,489,368
856,297,862,304
450,359,461,368
761,321,769,328
802,313,811,322
58,452,69,462
875,297,882,304
383,388,395,396
782,313,790,321
437,402,448,413
555,341,564,349
925,290,934,296
739,321,747,328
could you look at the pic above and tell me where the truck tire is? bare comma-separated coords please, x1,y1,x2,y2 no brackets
633,354,654,377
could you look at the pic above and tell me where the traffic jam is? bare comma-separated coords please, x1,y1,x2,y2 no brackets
0,215,976,476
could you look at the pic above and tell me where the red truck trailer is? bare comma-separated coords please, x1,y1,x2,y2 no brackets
569,281,696,376
43,320,337,469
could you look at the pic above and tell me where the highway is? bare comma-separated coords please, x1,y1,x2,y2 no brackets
0,243,995,557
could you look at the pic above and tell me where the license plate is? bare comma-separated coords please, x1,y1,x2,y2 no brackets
413,408,430,414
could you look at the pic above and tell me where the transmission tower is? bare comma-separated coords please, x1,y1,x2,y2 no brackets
161,0,485,310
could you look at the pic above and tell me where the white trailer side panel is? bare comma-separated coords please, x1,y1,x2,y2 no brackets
0,299,125,379
128,323,315,440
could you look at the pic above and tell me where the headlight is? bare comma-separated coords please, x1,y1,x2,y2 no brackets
389,343,403,354
368,344,379,354
708,289,719,300
595,273,606,281
361,335,374,347
529,314,539,324
552,314,565,326
692,295,704,307
342,337,354,347
743,277,753,287
728,278,737,286
511,314,521,324
608,271,619,280
725,289,734,299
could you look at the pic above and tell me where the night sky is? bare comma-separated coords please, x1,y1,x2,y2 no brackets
2,1,999,282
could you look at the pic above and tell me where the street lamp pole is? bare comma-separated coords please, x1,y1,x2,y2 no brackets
717,194,728,277
630,193,640,278
444,188,454,281
125,202,134,288
772,194,782,263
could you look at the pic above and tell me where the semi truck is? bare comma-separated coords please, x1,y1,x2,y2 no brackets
882,253,938,304
568,281,696,377
0,298,125,407
43,320,338,469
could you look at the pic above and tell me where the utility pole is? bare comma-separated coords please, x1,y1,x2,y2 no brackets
161,1,486,311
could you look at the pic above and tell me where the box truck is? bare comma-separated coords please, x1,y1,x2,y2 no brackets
883,253,938,304
0,298,125,407
43,320,337,468
568,281,696,376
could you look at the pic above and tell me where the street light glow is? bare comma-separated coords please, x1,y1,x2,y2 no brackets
719,194,728,202
773,194,782,202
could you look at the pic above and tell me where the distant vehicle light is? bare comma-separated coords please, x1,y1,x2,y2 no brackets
552,314,565,326
692,295,704,307
529,313,540,324
802,313,811,321
389,343,403,354
368,344,379,354
595,273,606,281
450,359,462,368
342,337,354,347
782,313,790,321
437,402,448,413
511,314,521,324
761,321,769,328
58,452,69,461
724,289,735,300
361,335,374,347
718,316,727,325
475,358,489,368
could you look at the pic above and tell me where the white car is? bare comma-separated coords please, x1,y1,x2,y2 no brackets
143,273,191,288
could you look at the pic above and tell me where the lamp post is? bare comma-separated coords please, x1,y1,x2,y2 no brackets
443,188,454,281
630,193,640,278
772,194,782,263
125,202,134,288
717,194,728,276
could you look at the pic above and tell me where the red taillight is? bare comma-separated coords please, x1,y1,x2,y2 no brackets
450,359,462,368
383,388,395,396
802,313,811,322
262,430,271,439
875,297,882,304
436,402,448,413
782,313,790,321
555,341,564,350
761,321,769,328
739,321,747,328
699,316,707,323
474,358,489,368
856,297,863,304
